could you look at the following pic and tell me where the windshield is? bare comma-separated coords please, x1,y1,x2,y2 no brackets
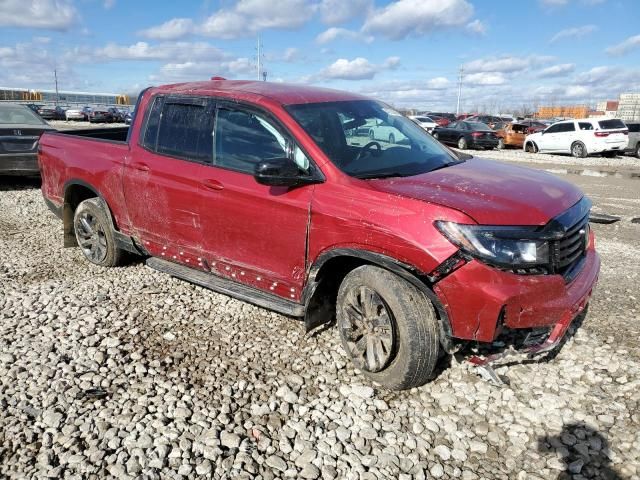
0,104,48,125
286,100,460,179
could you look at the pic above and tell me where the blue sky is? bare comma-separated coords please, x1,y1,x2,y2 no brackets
1,0,639,111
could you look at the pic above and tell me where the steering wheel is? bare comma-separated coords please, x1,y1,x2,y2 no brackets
352,141,383,164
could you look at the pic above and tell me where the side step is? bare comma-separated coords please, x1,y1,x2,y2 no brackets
146,257,305,317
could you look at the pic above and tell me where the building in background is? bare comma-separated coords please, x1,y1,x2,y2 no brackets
618,93,640,121
595,100,619,117
0,87,131,106
536,105,589,119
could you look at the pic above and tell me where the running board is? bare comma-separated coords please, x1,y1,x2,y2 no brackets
146,257,305,317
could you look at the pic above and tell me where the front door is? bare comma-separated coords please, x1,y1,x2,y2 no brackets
198,104,315,301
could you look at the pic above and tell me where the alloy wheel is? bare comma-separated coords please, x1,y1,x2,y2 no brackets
340,286,395,373
75,212,108,263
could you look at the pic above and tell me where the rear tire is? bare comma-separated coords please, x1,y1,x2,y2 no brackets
457,137,467,149
336,265,440,390
388,133,395,144
571,141,587,158
73,198,125,267
636,143,640,159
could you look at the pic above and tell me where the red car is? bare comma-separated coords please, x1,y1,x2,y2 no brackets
39,80,600,390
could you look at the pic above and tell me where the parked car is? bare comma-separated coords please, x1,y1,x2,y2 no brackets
524,119,628,158
0,103,54,175
37,106,67,120
456,113,476,120
124,109,134,125
25,104,45,115
426,112,456,122
89,108,114,123
39,80,600,390
465,115,504,130
409,115,437,133
367,119,408,144
519,119,548,131
66,106,92,121
624,122,640,158
495,123,531,149
107,107,127,123
429,115,451,127
432,121,499,149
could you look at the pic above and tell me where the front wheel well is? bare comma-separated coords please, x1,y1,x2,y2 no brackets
303,251,457,352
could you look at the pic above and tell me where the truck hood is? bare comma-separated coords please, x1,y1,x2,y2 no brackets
367,158,583,225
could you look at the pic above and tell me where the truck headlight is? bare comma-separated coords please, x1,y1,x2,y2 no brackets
435,221,549,267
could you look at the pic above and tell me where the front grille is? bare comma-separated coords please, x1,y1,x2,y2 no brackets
551,213,589,277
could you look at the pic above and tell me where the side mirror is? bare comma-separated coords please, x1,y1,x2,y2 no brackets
254,158,319,187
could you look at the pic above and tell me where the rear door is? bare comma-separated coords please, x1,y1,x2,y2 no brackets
555,122,577,152
123,95,214,260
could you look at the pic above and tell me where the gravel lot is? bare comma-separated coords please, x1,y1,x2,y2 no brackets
1,151,639,479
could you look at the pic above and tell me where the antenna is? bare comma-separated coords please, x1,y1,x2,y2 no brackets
255,35,267,81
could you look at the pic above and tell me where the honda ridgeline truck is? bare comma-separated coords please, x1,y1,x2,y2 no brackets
39,80,600,390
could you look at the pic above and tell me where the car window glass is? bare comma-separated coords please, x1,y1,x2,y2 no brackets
578,122,593,131
156,101,213,163
215,108,308,174
546,124,561,134
142,96,163,150
559,123,576,132
448,122,458,129
628,124,640,133
0,104,47,125
598,119,626,130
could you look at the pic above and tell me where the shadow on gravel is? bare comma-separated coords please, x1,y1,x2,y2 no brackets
537,423,623,479
0,175,41,191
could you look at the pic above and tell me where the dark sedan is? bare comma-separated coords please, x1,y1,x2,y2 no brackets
0,103,54,175
432,121,499,150
89,108,114,123
37,106,67,120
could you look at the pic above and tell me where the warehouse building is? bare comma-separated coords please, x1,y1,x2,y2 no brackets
617,93,640,122
0,87,130,106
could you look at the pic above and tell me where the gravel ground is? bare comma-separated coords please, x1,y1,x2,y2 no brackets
1,175,639,479
468,147,639,170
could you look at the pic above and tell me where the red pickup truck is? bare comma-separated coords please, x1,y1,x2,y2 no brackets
39,80,600,390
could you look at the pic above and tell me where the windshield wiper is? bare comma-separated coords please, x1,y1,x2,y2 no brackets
428,159,466,173
355,171,411,180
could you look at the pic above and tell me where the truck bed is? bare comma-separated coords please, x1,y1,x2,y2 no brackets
53,126,129,143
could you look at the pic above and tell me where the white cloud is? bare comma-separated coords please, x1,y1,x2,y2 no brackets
564,85,590,98
104,0,116,9
540,0,568,6
152,58,255,83
464,72,507,86
319,0,372,25
466,19,486,35
318,56,400,80
574,65,615,84
426,77,450,89
67,41,228,63
464,55,553,73
550,24,597,43
200,0,314,39
606,34,640,56
0,0,78,30
139,18,195,40
537,63,575,78
362,0,475,40
315,27,373,45
283,47,300,62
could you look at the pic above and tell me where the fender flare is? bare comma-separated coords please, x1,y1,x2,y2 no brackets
302,248,456,351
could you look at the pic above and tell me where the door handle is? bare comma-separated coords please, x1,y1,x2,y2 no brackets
202,179,224,191
131,162,150,172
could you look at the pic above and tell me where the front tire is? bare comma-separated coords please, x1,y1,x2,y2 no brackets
497,138,505,150
337,265,440,390
571,141,587,158
74,198,125,267
525,142,538,153
388,133,395,144
457,137,467,149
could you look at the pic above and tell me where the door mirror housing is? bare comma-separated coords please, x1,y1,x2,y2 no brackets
254,158,321,187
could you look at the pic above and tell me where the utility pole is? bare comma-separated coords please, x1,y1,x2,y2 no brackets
256,36,267,81
455,67,463,115
54,69,59,106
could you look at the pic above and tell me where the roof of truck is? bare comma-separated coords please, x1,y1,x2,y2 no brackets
154,79,369,106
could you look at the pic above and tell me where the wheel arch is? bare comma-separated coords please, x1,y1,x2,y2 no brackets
302,248,456,352
62,179,119,248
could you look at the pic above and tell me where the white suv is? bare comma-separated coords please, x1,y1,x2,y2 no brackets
524,118,628,158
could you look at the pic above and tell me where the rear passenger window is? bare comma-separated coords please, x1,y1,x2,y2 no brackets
156,100,214,163
215,108,289,174
578,122,593,131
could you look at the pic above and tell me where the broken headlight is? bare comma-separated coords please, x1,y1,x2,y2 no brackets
435,221,549,267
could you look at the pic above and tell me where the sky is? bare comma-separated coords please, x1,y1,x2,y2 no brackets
1,0,639,112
